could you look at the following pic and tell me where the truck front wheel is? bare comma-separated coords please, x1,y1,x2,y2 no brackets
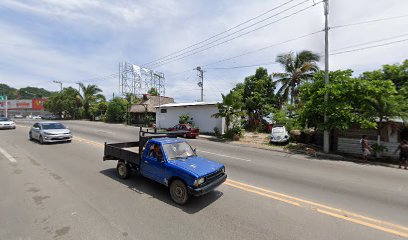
170,179,189,205
117,161,129,179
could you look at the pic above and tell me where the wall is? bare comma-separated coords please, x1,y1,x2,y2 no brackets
336,124,401,157
156,105,225,133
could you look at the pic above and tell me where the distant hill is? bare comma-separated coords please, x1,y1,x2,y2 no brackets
0,83,53,99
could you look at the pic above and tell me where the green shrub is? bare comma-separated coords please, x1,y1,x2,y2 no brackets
213,127,221,137
106,97,128,123
179,113,190,124
224,125,243,140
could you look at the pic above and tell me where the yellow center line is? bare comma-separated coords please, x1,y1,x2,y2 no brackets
225,179,408,238
317,209,408,238
224,182,300,206
226,179,408,232
17,125,407,238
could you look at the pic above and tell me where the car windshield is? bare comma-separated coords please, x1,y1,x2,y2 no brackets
0,117,10,121
163,142,195,160
273,127,284,133
41,123,66,130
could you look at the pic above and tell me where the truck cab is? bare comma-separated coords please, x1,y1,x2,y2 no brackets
104,132,227,205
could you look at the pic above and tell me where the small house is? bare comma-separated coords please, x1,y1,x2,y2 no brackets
130,94,174,125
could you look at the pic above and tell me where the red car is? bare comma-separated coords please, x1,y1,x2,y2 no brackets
167,124,199,138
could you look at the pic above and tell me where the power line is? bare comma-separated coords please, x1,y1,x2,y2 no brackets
331,14,408,29
205,30,323,67
141,0,298,66
329,33,408,54
330,38,408,56
204,61,278,70
146,1,323,68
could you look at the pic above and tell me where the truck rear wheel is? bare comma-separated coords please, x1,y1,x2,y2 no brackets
117,161,129,179
170,179,189,205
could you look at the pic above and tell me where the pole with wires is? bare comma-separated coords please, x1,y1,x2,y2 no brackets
195,66,204,102
323,0,330,153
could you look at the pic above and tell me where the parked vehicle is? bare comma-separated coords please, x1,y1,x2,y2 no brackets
41,114,58,120
32,115,42,119
270,125,289,143
14,114,24,119
103,129,226,205
0,117,16,130
166,124,199,138
29,122,72,144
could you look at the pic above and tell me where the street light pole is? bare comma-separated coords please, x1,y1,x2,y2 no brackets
53,80,63,92
323,0,330,153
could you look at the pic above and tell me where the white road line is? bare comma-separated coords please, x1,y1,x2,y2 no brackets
0,147,17,163
198,150,251,162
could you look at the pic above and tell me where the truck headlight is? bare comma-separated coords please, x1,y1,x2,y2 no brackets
221,167,225,173
194,177,205,187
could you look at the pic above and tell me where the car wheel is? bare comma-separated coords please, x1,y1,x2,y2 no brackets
169,179,189,205
39,135,44,145
116,161,129,179
29,132,33,141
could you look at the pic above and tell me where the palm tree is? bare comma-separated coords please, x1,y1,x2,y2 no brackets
78,83,105,119
212,92,244,131
273,50,320,105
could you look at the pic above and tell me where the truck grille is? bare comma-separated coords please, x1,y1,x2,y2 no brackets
202,169,224,186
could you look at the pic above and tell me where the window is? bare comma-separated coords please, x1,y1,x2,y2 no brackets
41,123,66,130
161,109,167,113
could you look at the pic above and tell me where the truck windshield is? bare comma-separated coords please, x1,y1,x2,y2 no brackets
163,142,195,160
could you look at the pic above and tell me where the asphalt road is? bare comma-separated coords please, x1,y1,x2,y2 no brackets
0,119,407,240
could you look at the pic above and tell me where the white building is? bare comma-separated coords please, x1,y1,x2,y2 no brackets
155,102,226,134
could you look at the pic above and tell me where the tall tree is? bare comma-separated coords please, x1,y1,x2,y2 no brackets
360,59,408,90
273,50,320,105
300,70,407,137
362,80,408,145
44,87,80,118
78,83,105,119
242,67,277,130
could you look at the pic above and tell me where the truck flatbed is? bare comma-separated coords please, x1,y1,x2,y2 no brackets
103,141,141,165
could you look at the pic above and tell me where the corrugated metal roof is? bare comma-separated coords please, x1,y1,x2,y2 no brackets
155,101,218,108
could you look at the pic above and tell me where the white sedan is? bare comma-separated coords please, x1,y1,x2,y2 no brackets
0,117,16,130
29,122,72,144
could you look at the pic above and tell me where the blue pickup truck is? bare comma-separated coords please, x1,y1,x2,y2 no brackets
103,130,227,205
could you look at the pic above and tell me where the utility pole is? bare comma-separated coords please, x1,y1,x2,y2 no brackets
53,80,63,92
154,72,165,129
323,0,330,153
5,95,7,118
195,66,204,102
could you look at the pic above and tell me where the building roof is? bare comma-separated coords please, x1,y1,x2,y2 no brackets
155,101,218,108
130,94,174,113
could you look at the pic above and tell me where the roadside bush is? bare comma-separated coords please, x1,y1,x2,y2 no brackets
179,113,190,124
224,125,243,140
144,114,154,126
213,127,221,137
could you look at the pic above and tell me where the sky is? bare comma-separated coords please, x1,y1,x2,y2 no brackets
0,0,407,103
